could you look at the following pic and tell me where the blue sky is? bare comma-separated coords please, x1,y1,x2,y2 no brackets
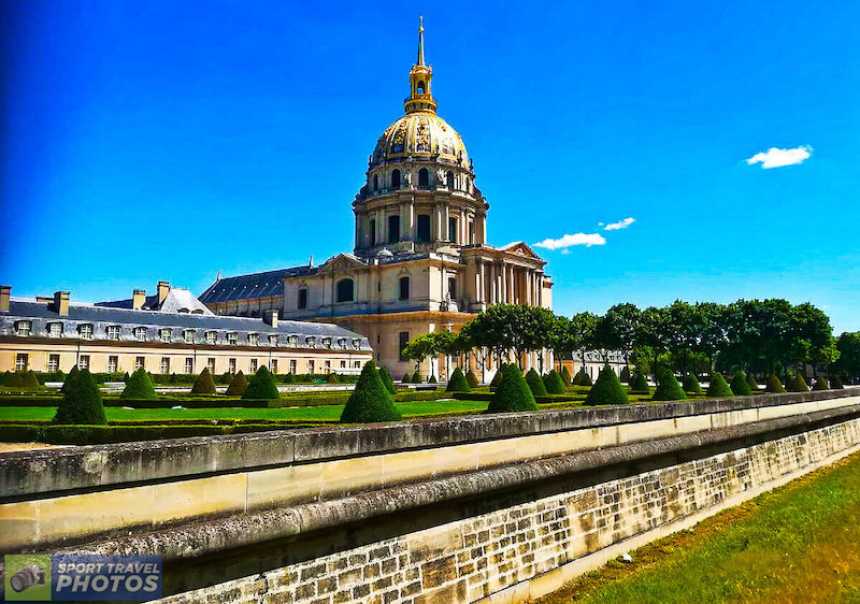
2,1,859,332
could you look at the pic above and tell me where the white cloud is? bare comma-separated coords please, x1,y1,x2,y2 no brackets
604,217,635,231
533,232,606,250
745,145,812,169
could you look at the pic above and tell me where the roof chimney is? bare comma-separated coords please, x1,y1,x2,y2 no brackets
157,281,170,305
132,289,146,310
0,285,10,313
263,309,279,329
53,291,70,317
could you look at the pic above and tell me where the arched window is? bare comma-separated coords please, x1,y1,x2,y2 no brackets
418,168,429,188
417,81,426,94
391,169,401,189
446,171,454,189
399,276,410,300
373,174,378,191
336,278,354,303
369,219,376,246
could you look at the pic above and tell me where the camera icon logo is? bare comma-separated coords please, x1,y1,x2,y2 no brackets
3,554,52,601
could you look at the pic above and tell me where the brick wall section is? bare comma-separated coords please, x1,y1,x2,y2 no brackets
157,417,860,604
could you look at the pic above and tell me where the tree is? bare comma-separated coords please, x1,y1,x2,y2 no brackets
652,369,687,401
707,373,733,397
340,360,401,422
525,367,547,396
402,333,442,379
243,366,280,400
835,332,860,383
53,368,107,425
226,371,248,396
682,373,703,395
446,367,471,392
570,311,599,375
635,306,671,379
191,368,217,395
730,371,752,396
585,365,628,405
543,370,566,394
488,364,538,413
766,374,786,393
121,368,157,400
378,366,396,395
602,303,641,370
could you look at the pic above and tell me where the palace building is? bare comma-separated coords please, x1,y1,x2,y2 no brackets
200,19,553,379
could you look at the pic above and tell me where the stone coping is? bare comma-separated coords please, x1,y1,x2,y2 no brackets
0,389,856,499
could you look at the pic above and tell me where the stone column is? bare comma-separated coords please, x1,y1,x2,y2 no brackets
500,263,507,303
478,260,485,303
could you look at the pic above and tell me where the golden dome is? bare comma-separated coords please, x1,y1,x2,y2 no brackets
370,111,469,169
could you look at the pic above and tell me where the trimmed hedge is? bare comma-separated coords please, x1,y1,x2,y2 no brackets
411,370,422,384
466,369,480,388
53,368,107,425
489,368,504,388
525,368,548,397
682,373,703,395
573,368,592,386
191,368,217,395
585,366,628,405
488,365,538,413
628,372,650,394
747,373,761,391
652,369,687,401
0,423,300,445
243,367,280,400
707,373,733,397
730,371,753,396
378,367,396,394
340,360,401,423
812,376,830,391
446,367,471,393
620,366,631,383
226,371,248,396
766,374,787,393
122,368,157,400
830,375,845,389
788,372,809,392
561,366,573,387
543,370,566,395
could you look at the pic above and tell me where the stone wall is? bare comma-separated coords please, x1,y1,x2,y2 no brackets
157,414,860,604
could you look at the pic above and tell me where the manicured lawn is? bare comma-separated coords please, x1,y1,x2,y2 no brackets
537,450,860,604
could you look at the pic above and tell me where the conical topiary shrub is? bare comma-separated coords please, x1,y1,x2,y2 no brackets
812,376,830,391
707,373,733,397
61,365,80,393
543,370,566,394
53,367,107,425
490,367,504,388
747,373,760,391
428,375,437,384
730,371,753,396
652,369,687,401
585,365,629,405
340,360,401,423
23,370,41,389
411,370,421,384
628,371,650,393
561,366,573,387
446,367,471,392
378,366,396,394
682,373,703,395
191,368,217,395
243,366,280,400
226,371,248,396
765,374,786,393
830,375,844,389
401,372,412,384
788,372,809,392
525,368,548,397
465,369,480,388
121,368,157,400
488,364,538,413
620,366,631,383
326,372,339,384
574,368,593,387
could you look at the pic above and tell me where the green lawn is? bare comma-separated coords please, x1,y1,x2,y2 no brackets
538,450,860,604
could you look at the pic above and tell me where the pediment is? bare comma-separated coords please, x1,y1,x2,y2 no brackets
321,253,367,273
500,242,543,261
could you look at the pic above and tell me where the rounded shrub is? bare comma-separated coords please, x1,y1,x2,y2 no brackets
707,373,733,397
243,366,280,400
411,370,421,384
378,366,396,394
225,371,248,396
191,368,217,395
747,373,760,391
465,369,480,388
488,364,538,413
340,360,401,423
730,371,753,396
830,374,844,389
525,368,548,397
765,374,786,393
620,366,631,383
788,372,809,392
543,370,566,395
682,373,703,395
652,369,687,401
585,365,629,405
812,376,830,391
628,371,650,394
446,367,471,393
121,368,157,400
53,367,107,425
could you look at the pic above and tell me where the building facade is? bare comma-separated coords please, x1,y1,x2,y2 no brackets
200,19,553,380
0,284,372,377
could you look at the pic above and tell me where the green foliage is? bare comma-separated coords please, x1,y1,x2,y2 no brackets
24,371,40,389
830,374,844,389
747,373,760,391
225,371,248,396
52,368,107,425
652,369,687,401
707,373,733,397
730,371,753,396
573,368,593,386
326,372,339,384
243,366,280,400
620,366,631,383
489,368,504,387
401,372,412,384
428,375,437,384
525,368,548,396
340,360,401,423
585,365,629,405
121,368,157,400
190,368,217,395
543,370,566,394
487,364,538,413
446,367,471,392
60,365,80,393
812,376,830,391
628,371,650,393
2,371,41,389
378,366,396,394
788,372,809,392
682,373,703,395
561,366,573,387
411,370,422,384
465,369,480,388
282,373,294,384
766,374,786,393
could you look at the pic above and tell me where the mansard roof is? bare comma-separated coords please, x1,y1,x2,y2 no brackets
97,287,213,315
199,266,317,304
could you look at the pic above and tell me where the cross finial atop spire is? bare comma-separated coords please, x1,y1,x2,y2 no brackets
417,16,425,66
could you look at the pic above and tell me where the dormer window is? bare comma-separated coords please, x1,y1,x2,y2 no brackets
79,324,94,340
183,330,195,344
205,331,217,344
305,336,316,348
352,338,361,350
337,337,347,349
227,332,238,345
287,335,299,347
248,333,259,346
159,328,172,343
269,335,279,347
322,337,332,348
133,327,147,342
15,321,31,337
48,322,63,338
106,325,121,340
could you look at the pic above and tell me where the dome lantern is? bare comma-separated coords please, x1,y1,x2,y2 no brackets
405,17,437,114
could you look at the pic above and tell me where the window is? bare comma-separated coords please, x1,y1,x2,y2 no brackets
308,360,315,374
399,331,409,361
399,276,410,300
306,336,316,348
228,358,237,374
248,333,259,346
134,327,147,341
418,168,429,188
322,337,332,349
372,174,378,191
446,170,454,189
185,357,194,374
289,359,297,374
160,357,170,374
250,358,258,372
369,220,376,246
417,80,425,94
48,322,63,338
47,354,60,372
207,358,216,373
354,360,361,369
78,355,90,370
353,338,361,349
135,356,145,370
271,359,278,374
337,337,347,349
183,330,195,344
417,215,431,242
205,331,217,344
15,321,31,337
79,324,94,340
469,221,475,244
15,353,28,371
297,288,308,310
448,217,458,242
159,329,172,343
388,214,400,243
340,360,346,369
391,169,401,189
287,335,299,347
269,335,278,347
448,277,457,299
108,355,119,373
325,360,331,373
336,279,354,303
228,333,238,345
106,325,121,340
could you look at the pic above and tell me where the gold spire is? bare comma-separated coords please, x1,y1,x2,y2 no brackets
417,16,425,66
405,16,436,114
